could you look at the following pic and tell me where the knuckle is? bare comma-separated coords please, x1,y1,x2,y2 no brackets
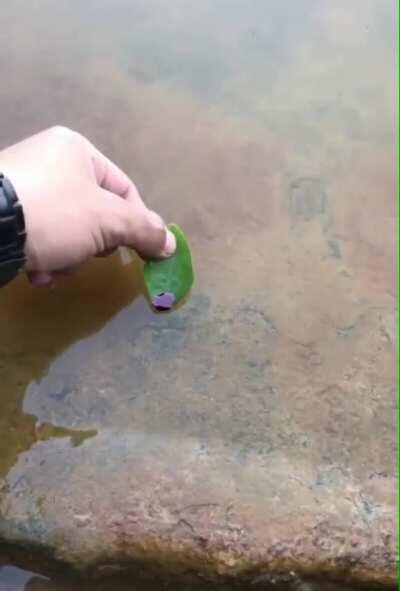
145,210,165,233
47,125,83,146
48,125,74,138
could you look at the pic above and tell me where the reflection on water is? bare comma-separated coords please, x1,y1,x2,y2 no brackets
0,0,395,588
0,566,176,591
0,565,184,591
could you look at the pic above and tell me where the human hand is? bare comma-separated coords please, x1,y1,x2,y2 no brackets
0,126,176,286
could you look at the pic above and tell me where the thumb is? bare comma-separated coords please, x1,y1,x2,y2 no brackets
98,188,176,260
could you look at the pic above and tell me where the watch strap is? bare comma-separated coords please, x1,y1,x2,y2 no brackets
0,174,27,287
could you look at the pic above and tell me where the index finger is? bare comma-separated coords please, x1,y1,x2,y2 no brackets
82,136,145,206
80,136,176,259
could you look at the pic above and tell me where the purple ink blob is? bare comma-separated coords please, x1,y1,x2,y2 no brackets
152,291,176,311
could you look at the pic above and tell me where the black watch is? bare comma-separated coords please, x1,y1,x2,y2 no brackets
0,174,27,288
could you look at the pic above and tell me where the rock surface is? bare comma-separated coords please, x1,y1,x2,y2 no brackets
0,0,396,589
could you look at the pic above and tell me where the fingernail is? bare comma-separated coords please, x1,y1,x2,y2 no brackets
161,229,176,257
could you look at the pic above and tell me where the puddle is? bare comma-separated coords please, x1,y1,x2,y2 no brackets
0,565,179,591
0,255,149,477
0,566,367,591
0,566,379,591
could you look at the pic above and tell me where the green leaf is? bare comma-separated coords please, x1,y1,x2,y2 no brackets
144,224,194,311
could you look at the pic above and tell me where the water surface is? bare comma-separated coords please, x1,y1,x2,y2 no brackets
0,0,396,588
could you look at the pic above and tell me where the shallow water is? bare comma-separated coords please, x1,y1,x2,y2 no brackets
0,0,396,589
0,565,363,591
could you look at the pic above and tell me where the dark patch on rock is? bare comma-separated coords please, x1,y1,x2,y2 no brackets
237,304,278,335
288,177,327,221
327,238,342,259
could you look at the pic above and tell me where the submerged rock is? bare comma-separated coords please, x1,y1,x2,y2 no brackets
0,285,395,588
